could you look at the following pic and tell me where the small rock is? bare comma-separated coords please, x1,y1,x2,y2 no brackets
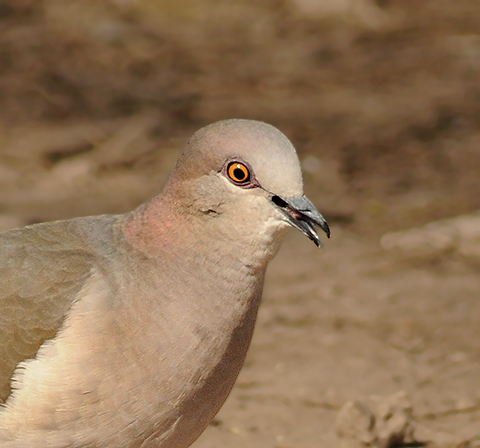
335,392,422,448
336,400,376,447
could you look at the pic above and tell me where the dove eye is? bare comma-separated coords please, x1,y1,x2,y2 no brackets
227,162,250,184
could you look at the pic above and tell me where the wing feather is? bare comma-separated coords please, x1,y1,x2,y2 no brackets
0,216,117,402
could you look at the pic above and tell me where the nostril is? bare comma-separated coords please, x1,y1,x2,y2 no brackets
272,196,288,208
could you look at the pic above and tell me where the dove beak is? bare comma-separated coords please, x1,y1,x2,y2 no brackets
271,195,330,247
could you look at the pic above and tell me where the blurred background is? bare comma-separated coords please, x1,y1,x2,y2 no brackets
1,1,480,447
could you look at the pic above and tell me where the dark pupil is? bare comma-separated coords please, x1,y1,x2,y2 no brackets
234,168,247,181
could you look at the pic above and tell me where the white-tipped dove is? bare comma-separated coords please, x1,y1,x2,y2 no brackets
0,119,329,447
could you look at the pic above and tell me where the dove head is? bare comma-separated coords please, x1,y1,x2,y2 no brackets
126,119,329,263
168,119,304,200
159,120,329,251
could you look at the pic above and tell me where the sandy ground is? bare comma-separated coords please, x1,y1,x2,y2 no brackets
1,1,480,447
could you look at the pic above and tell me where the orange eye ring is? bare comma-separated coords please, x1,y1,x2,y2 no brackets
227,162,250,184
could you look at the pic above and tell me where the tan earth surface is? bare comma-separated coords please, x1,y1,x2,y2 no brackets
1,1,479,447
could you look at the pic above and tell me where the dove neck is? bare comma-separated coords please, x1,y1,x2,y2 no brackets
118,192,267,359
120,191,283,273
